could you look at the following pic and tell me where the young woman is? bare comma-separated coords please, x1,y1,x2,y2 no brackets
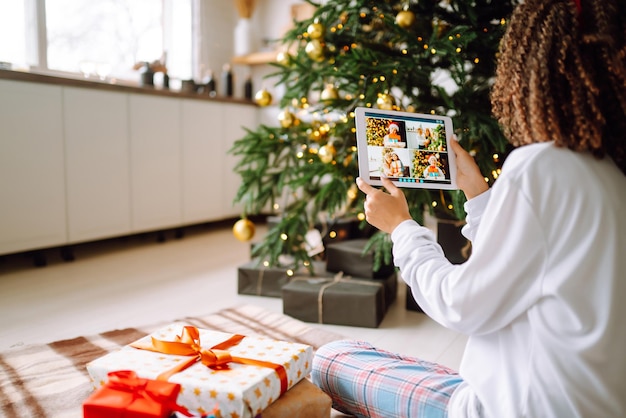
311,0,626,417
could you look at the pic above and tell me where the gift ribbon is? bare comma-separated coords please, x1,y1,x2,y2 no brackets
130,326,289,395
256,268,265,296
293,272,385,324
106,370,193,417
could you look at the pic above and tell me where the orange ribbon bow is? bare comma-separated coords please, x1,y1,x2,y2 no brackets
130,326,289,395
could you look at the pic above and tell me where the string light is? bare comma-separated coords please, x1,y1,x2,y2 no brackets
280,233,288,241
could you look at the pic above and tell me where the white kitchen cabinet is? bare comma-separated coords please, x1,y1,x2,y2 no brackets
220,102,257,218
180,100,225,224
129,95,183,233
0,80,67,255
63,88,132,243
181,100,257,223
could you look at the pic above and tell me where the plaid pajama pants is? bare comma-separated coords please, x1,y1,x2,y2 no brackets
311,339,463,418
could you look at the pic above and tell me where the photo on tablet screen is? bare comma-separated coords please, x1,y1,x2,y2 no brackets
355,107,457,190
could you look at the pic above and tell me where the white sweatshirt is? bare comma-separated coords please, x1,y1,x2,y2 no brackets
391,142,626,417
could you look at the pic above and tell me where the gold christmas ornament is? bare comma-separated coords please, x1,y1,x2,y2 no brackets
276,50,291,66
254,88,273,106
376,93,396,110
305,39,325,62
232,218,256,242
320,84,339,102
307,21,325,40
396,10,416,29
318,143,336,164
278,109,296,128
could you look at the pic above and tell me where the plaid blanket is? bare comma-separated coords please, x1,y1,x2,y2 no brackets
0,305,344,418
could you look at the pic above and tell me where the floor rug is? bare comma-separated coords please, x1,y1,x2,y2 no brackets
0,305,345,418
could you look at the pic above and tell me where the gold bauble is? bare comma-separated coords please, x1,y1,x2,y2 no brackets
305,39,325,62
254,88,273,107
376,93,396,110
307,21,325,40
276,50,291,66
278,109,296,128
318,144,336,164
396,10,416,29
320,84,339,102
233,218,255,242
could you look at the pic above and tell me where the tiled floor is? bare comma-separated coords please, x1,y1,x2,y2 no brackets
0,220,467,371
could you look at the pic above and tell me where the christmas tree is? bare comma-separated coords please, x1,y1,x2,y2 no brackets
230,0,518,272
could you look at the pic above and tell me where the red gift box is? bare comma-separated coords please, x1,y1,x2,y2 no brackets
83,370,192,418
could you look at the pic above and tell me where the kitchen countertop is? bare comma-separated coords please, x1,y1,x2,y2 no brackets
0,68,256,105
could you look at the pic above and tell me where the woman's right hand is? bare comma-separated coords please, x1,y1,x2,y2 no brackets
450,136,490,200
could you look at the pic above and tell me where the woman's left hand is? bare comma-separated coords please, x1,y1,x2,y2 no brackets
356,177,412,234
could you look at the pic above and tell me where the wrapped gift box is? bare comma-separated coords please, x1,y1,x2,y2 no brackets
282,273,397,328
238,258,330,298
83,370,189,418
86,324,313,418
326,238,395,279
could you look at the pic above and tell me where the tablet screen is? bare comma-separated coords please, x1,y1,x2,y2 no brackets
355,107,457,190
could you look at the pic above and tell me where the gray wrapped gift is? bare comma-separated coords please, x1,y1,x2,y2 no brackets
237,259,330,298
326,238,395,279
282,273,397,328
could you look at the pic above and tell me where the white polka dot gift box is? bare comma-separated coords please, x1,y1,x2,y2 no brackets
86,323,313,418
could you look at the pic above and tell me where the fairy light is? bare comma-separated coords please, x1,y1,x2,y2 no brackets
432,201,438,207
263,260,270,267
448,204,454,210
286,269,294,276
329,231,337,239
357,212,366,221
273,203,280,210
280,233,288,241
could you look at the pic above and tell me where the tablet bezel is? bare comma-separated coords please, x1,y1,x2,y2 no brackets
355,107,458,190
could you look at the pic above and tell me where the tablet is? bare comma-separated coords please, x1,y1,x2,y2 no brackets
355,107,457,190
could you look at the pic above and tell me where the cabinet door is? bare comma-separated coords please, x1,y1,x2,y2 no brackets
180,100,224,224
63,88,131,243
220,103,258,218
129,95,182,232
0,80,67,255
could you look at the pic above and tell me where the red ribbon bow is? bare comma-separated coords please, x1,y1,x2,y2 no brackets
106,370,192,417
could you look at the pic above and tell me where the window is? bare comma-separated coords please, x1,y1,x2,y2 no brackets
0,0,193,82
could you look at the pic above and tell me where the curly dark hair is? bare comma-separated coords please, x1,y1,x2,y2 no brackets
491,0,626,175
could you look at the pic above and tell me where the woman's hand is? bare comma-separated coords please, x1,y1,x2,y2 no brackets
450,136,489,200
356,177,412,234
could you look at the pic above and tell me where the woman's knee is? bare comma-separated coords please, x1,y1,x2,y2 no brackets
311,340,371,387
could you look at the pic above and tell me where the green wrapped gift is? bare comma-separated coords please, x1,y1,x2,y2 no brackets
282,273,397,328
326,238,395,279
237,259,330,298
